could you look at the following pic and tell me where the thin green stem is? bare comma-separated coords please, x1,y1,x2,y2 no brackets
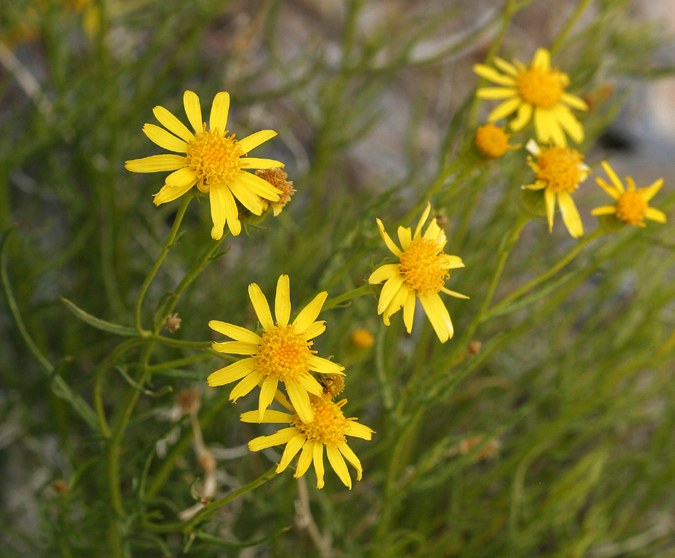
549,0,594,56
323,284,373,312
486,228,603,319
134,195,191,334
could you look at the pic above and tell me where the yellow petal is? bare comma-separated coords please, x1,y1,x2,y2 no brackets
249,427,297,452
645,207,667,223
538,108,566,147
238,130,277,154
326,445,352,489
275,274,291,327
229,371,260,402
207,358,255,386
422,218,441,241
345,421,374,440
142,123,188,153
402,289,416,334
152,105,194,143
414,203,431,240
248,283,274,331
276,434,306,473
125,154,187,173
166,167,198,188
308,355,345,375
591,205,617,216
183,90,203,134
293,291,328,333
552,104,584,144
240,409,292,424
545,188,556,232
295,440,315,478
229,178,265,215
510,102,533,132
239,158,285,170
313,442,325,489
397,226,412,250
153,180,196,206
473,64,516,86
558,191,584,238
377,274,405,315
286,381,313,423
209,91,230,133
561,93,589,111
532,48,551,71
534,107,552,144
383,282,409,325
440,255,464,270
258,376,279,422
418,292,453,343
208,320,261,344
233,171,281,201
376,219,402,257
211,341,258,355
303,321,326,340
338,442,363,481
441,287,469,299
640,178,664,202
493,57,518,76
221,185,241,237
595,177,621,200
601,161,624,193
368,264,400,285
477,87,519,99
274,389,294,412
296,373,324,396
488,97,522,122
209,186,227,240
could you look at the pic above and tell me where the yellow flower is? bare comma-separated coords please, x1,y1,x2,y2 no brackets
474,48,588,147
242,391,374,489
591,161,666,227
474,123,518,158
208,275,344,423
523,139,590,238
368,203,467,343
125,91,284,239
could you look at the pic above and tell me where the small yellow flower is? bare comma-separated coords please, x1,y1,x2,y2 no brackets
255,167,296,216
350,328,375,349
591,161,666,227
368,203,468,343
243,391,374,489
474,123,517,158
523,139,590,238
474,48,588,146
125,91,284,239
208,275,344,424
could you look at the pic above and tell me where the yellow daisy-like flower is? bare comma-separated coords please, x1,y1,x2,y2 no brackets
474,123,518,159
243,391,374,489
523,139,590,238
591,161,666,227
207,275,344,424
474,48,588,147
368,203,467,343
125,91,284,239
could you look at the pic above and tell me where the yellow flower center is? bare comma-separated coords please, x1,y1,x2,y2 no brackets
517,67,564,108
292,396,350,446
615,191,647,225
475,123,511,158
186,127,243,192
255,325,313,382
533,146,584,193
399,238,449,294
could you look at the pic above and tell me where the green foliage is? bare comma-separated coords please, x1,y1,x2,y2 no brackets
2,0,675,557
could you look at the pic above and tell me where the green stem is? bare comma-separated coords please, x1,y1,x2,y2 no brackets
549,0,594,56
322,284,373,312
486,228,603,319
143,466,278,533
134,195,191,334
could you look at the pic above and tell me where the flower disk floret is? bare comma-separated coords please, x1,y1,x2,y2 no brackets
591,161,666,227
242,391,374,489
368,203,468,343
474,48,588,146
125,90,285,239
207,275,344,424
